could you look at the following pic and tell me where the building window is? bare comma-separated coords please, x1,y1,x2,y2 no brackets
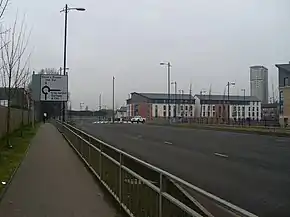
252,112,255,117
238,107,240,111
253,102,255,106
202,112,205,117
181,105,183,110
185,113,187,117
169,105,171,110
256,112,259,117
163,105,166,110
207,112,210,117
207,105,210,110
252,107,255,111
163,111,166,117
213,111,215,116
185,105,188,110
242,111,245,117
238,112,240,117
248,112,251,117
284,77,289,86
212,105,215,111
189,105,193,111
280,91,284,102
242,107,245,111
190,112,193,116
256,107,259,111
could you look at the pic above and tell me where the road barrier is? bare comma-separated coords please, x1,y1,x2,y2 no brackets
55,121,258,217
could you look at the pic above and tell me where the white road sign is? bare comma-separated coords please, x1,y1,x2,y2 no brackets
40,75,68,101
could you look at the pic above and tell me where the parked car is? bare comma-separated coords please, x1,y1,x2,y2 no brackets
131,116,146,124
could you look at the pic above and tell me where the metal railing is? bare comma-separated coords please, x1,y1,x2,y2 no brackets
55,121,258,217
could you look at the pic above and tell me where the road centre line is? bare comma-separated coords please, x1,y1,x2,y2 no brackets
214,153,229,158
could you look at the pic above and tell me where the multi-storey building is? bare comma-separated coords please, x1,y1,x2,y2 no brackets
275,63,290,126
250,66,268,104
194,94,261,120
126,92,195,119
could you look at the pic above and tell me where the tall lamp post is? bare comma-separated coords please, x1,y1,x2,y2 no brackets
200,90,207,122
160,62,172,120
171,81,177,118
241,88,246,124
112,76,115,123
226,82,235,124
60,4,85,122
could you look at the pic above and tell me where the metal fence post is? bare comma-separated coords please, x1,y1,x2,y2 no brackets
159,173,163,217
99,142,103,180
119,153,122,202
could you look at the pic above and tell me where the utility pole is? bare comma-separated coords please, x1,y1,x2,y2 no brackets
112,76,115,123
160,62,172,120
99,93,102,110
171,81,177,118
227,81,230,124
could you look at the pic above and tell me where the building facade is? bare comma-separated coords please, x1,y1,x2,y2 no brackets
194,95,261,121
250,66,268,104
126,92,195,119
275,63,290,126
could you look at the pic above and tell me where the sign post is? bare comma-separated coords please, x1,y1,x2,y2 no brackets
40,75,68,101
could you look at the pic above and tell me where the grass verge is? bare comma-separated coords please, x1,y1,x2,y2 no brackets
0,124,39,195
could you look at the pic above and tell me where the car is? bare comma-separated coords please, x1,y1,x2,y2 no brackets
130,116,146,124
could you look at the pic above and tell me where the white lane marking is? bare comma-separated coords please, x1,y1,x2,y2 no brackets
214,153,229,158
164,141,173,145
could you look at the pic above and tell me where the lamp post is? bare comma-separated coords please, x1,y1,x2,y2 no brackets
226,81,235,124
199,90,207,122
171,81,177,118
241,88,246,124
160,62,172,120
60,4,85,122
112,76,115,123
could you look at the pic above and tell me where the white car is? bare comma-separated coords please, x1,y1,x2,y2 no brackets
131,116,146,124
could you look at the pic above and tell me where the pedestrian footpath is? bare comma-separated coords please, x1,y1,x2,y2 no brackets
0,123,119,217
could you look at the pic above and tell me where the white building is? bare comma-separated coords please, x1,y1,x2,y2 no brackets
116,106,127,119
194,94,262,120
250,66,268,104
126,92,195,119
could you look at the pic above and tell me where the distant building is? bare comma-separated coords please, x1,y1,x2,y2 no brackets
194,94,261,121
250,66,268,104
126,92,195,119
261,103,279,125
275,63,290,126
0,87,28,109
116,106,127,119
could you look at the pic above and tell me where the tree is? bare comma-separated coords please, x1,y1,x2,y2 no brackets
0,16,31,144
39,68,59,74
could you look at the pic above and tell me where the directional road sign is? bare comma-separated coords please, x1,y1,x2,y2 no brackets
40,74,68,101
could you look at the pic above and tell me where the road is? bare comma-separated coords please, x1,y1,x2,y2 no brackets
78,121,290,217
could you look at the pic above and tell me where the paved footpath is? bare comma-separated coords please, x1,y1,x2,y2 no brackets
0,123,119,217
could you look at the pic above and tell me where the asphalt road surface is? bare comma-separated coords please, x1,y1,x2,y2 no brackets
78,121,290,217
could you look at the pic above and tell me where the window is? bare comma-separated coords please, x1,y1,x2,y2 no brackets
280,91,284,102
190,112,193,116
163,105,166,110
233,106,237,111
212,105,215,111
185,106,188,110
256,112,259,117
284,77,289,86
238,112,240,117
202,105,205,111
185,113,187,117
252,112,255,117
238,107,240,111
248,112,251,117
213,111,215,116
207,112,210,117
163,111,166,117
202,112,205,117
256,107,259,111
242,107,245,111
189,105,193,111
242,111,245,117
252,107,255,111
155,105,158,110
169,105,171,110
181,105,183,110
253,102,255,106
208,105,210,111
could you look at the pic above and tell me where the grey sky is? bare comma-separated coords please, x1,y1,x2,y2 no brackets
5,0,290,109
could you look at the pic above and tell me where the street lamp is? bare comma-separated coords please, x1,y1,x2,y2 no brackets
60,4,85,122
241,88,246,123
160,62,172,120
200,90,207,121
226,82,235,124
171,81,177,118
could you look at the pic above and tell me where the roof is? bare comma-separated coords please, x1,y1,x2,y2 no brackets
136,92,194,100
275,63,290,72
117,106,127,112
195,94,260,102
250,65,268,70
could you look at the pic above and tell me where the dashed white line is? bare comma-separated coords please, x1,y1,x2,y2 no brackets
214,153,229,158
164,141,173,145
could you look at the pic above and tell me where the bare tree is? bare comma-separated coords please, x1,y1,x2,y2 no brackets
0,16,31,142
39,68,59,75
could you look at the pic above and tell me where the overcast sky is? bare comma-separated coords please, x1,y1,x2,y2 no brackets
4,0,290,109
